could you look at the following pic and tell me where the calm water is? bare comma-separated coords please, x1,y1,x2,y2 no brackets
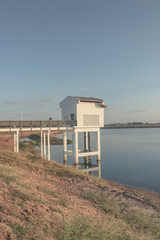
50,128,160,194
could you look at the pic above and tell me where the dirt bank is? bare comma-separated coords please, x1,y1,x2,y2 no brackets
0,146,160,239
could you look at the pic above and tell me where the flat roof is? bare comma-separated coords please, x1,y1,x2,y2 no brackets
74,96,104,103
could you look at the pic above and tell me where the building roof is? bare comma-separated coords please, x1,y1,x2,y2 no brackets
59,96,107,108
74,96,104,103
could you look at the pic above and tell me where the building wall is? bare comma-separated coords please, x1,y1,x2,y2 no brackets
60,96,105,127
77,102,104,127
60,96,79,120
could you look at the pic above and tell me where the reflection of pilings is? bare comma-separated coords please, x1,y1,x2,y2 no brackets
63,131,67,165
88,132,91,151
84,157,89,165
88,156,92,165
84,132,86,152
97,128,101,177
64,160,67,166
81,163,101,178
75,163,79,169
84,153,89,175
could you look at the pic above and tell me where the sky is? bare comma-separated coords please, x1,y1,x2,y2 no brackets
0,0,160,123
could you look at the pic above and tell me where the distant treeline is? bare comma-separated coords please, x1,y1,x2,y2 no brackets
103,122,160,129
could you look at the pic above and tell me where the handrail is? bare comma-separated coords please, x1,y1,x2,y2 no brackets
0,120,77,128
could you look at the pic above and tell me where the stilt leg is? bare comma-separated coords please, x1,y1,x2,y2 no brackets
47,130,50,160
74,130,78,166
43,131,46,158
14,132,16,152
88,132,91,151
16,131,19,153
84,131,89,166
41,130,43,156
97,129,101,162
63,131,67,165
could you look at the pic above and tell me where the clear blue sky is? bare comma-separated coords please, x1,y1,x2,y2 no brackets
0,0,160,123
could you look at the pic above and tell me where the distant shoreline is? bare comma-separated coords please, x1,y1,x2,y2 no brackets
103,123,160,129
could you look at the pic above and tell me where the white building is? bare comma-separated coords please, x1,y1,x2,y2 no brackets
59,96,107,127
59,96,107,177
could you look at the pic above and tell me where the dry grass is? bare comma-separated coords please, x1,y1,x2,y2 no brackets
0,147,160,240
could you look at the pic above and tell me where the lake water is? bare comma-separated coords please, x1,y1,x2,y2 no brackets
50,128,160,194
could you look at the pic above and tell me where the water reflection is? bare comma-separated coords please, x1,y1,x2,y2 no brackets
50,128,160,194
101,128,160,193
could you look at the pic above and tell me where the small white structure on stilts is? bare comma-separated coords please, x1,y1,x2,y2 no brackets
60,96,107,177
0,96,106,178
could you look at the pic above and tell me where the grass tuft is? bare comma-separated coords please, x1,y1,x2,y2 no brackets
56,216,138,240
9,222,29,240
0,167,17,184
9,189,31,202
39,187,57,198
82,191,160,239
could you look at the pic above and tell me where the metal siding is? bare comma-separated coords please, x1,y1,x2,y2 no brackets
83,114,99,126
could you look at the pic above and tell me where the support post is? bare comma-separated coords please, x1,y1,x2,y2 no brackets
97,160,101,178
43,131,46,158
13,131,19,153
86,132,88,151
16,131,19,153
88,132,92,163
74,130,79,166
97,128,101,162
14,132,16,153
88,132,91,151
84,132,89,165
41,129,43,157
84,132,86,152
47,130,50,160
63,131,67,165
